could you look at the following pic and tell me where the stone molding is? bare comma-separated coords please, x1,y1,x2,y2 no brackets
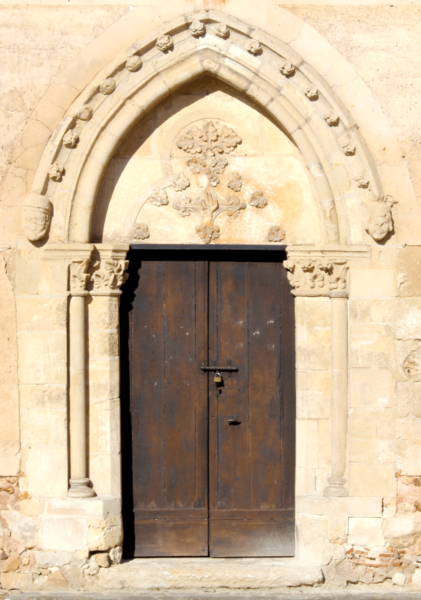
26,11,387,247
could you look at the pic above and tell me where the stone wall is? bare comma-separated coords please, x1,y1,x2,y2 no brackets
1,0,421,592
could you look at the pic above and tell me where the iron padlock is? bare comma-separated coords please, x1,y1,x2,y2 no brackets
214,371,222,384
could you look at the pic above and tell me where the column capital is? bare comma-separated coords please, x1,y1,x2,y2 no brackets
283,258,349,298
90,244,130,295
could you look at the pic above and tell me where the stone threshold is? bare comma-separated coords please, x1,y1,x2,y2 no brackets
95,557,324,590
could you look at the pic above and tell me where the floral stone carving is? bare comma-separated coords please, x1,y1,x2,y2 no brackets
126,55,143,72
70,260,91,293
340,134,356,156
22,193,52,242
63,130,79,148
173,120,247,243
284,259,348,296
77,106,93,121
245,39,262,55
189,21,205,36
133,223,150,241
100,78,116,95
305,86,319,100
268,225,285,243
156,35,173,52
250,191,268,209
227,172,243,192
49,163,64,182
133,120,281,244
215,23,230,38
279,61,295,76
92,260,129,292
323,112,339,126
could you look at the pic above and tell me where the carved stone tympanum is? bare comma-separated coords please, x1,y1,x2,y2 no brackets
129,119,285,244
22,193,52,242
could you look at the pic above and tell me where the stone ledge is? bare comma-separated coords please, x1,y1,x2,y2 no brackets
96,558,324,589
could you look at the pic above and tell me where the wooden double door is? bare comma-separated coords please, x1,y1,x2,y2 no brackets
123,250,295,557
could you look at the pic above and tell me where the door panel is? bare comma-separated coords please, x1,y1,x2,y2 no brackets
208,260,295,557
127,252,295,558
130,259,208,556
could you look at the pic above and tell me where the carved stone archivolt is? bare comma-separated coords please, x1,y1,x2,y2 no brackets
27,11,392,246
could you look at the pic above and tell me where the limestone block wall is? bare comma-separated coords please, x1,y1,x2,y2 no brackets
1,0,421,592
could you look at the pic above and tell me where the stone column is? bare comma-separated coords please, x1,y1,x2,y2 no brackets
88,245,129,497
324,290,349,497
283,255,350,498
68,257,96,498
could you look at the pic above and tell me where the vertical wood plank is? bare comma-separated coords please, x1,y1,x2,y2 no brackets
130,258,208,556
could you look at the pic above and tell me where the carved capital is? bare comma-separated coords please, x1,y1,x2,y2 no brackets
92,259,129,293
284,258,349,297
69,259,91,294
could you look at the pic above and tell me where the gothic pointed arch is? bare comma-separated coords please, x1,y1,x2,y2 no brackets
22,9,408,247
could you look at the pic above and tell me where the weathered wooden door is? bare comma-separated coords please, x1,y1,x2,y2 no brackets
125,250,295,557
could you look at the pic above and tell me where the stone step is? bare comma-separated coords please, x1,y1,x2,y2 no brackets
97,558,324,590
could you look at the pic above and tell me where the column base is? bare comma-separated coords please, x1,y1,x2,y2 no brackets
68,478,96,498
323,477,348,498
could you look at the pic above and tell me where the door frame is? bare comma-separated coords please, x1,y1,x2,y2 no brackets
119,244,293,557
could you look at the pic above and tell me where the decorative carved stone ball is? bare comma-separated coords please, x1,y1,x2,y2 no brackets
126,55,143,72
305,86,319,100
49,163,64,182
323,111,339,126
279,60,295,76
268,225,286,242
100,78,116,95
250,190,268,209
77,106,93,121
245,39,262,55
215,23,230,38
63,129,79,149
22,192,52,242
156,35,173,52
189,20,206,37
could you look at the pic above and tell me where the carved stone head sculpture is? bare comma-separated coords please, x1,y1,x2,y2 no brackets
22,193,52,242
365,200,394,242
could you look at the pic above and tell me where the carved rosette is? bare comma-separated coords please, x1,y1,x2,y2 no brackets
283,259,349,297
92,260,129,293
